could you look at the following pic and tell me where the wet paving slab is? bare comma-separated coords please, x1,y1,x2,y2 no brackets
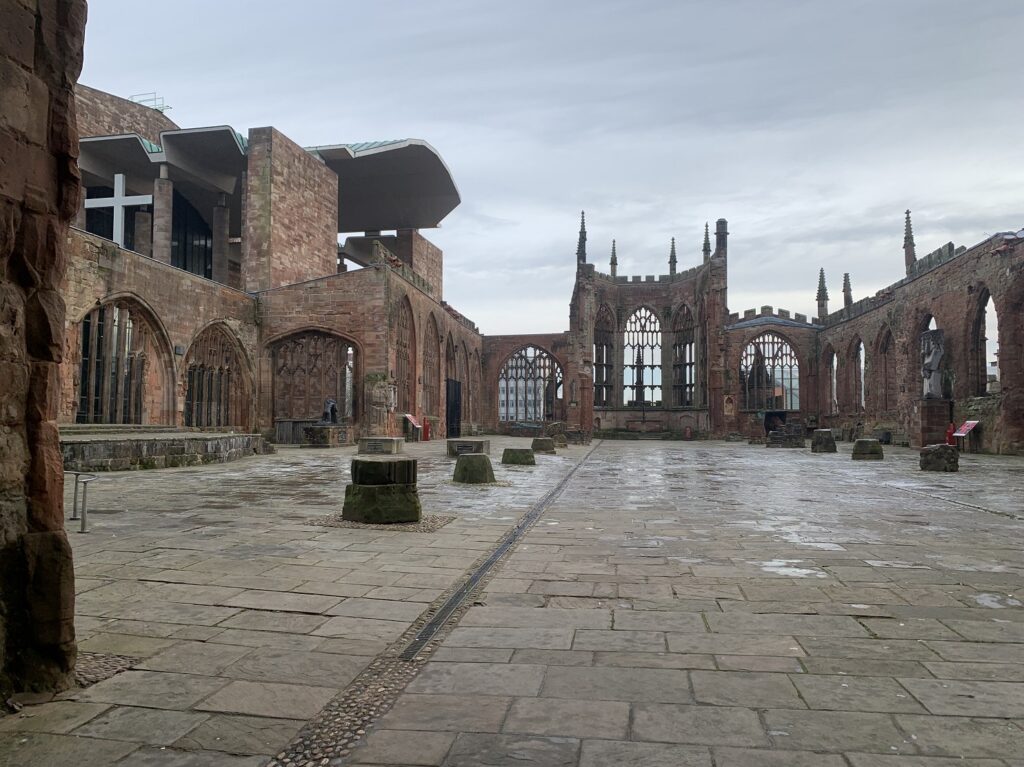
2,439,1023,766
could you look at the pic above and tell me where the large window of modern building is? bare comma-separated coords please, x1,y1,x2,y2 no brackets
498,345,563,422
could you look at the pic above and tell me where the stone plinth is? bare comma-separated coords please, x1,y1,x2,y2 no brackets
302,425,349,448
811,429,838,453
766,430,804,448
453,454,496,484
552,434,568,448
502,448,536,466
917,398,950,448
852,439,884,460
358,437,405,455
531,438,557,455
447,438,490,457
920,444,959,472
343,457,420,523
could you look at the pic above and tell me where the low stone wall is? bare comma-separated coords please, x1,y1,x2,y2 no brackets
62,433,270,471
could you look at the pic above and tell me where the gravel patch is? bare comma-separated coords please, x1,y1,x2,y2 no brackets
311,513,455,533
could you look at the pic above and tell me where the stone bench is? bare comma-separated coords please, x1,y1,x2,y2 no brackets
531,437,556,455
342,457,420,523
357,436,404,455
851,438,884,460
453,453,495,484
502,448,536,466
447,438,490,457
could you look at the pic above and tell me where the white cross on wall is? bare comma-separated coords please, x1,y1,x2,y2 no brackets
84,173,153,248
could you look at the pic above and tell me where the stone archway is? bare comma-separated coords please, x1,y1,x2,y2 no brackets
182,323,253,430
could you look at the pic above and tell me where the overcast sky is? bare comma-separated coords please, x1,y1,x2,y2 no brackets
80,0,1024,336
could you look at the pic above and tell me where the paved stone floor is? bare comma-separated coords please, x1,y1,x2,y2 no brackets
2,439,1023,766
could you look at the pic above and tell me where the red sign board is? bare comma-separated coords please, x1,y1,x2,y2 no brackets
404,414,421,429
953,420,979,438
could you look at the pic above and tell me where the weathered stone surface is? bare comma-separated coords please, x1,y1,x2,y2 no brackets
453,453,495,483
851,438,884,460
531,437,557,454
357,436,404,454
350,457,417,486
502,448,536,465
342,484,421,523
447,438,490,456
811,429,837,453
301,424,349,448
920,443,959,472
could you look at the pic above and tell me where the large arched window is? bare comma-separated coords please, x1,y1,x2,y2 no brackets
271,331,355,422
972,291,1000,396
593,304,614,407
422,314,440,415
876,326,896,413
851,338,866,412
823,347,838,415
498,346,563,422
740,332,800,411
395,298,415,413
470,350,482,424
623,307,661,407
183,324,251,430
75,300,168,424
672,306,696,407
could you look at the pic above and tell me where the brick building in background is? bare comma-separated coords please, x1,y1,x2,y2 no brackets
65,87,1023,454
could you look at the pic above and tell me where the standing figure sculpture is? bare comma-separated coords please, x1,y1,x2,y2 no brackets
921,329,945,399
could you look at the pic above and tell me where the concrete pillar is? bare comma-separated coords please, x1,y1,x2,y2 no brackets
152,164,173,264
134,210,152,257
211,193,229,284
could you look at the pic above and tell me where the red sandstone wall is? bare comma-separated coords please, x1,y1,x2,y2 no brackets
1,0,87,696
74,84,179,142
243,128,338,292
816,236,1024,453
482,333,570,432
394,230,444,300
61,230,257,427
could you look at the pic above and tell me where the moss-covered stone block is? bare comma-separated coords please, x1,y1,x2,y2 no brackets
502,448,536,466
453,453,495,484
851,438,884,460
811,429,837,453
531,437,556,454
342,483,421,523
351,458,417,486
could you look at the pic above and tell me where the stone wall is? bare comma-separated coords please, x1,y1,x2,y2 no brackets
75,83,179,142
481,333,571,432
60,230,257,427
393,230,444,301
0,0,87,696
816,234,1024,452
243,127,338,292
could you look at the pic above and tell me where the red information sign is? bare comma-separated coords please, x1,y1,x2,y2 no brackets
953,420,979,438
404,414,421,429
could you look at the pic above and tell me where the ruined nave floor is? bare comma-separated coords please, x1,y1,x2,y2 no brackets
2,439,1023,766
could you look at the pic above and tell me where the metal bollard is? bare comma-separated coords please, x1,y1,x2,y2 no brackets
65,471,97,532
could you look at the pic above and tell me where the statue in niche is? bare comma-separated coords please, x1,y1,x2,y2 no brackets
921,329,945,399
320,398,338,424
368,378,398,435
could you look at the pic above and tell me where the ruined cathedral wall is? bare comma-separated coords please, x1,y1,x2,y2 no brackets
243,127,339,292
722,322,820,438
481,333,570,431
75,83,180,142
61,231,257,426
817,235,1024,453
1,0,87,696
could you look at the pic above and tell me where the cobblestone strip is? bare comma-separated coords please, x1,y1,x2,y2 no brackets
265,444,599,767
75,651,139,687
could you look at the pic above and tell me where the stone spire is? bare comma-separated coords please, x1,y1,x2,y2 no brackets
816,268,829,319
702,222,711,262
903,209,916,274
842,272,853,309
610,239,617,277
576,210,587,263
669,237,677,275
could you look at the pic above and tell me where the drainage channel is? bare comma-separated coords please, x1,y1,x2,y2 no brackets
886,482,1024,522
400,442,599,660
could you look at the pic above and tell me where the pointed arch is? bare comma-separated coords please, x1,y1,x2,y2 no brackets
622,305,662,407
970,287,999,396
740,332,800,411
182,322,253,430
73,295,175,425
593,303,615,407
269,330,357,423
422,313,441,416
821,343,838,415
395,296,416,414
874,324,897,414
847,335,866,412
498,345,564,422
671,304,696,407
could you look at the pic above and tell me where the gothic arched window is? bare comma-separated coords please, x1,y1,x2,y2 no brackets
498,346,563,422
740,332,800,411
423,314,440,415
183,324,250,429
593,305,614,407
623,307,661,407
672,306,696,407
396,298,415,413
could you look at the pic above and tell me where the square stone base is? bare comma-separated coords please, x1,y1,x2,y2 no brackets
358,437,405,455
447,438,490,457
302,425,349,448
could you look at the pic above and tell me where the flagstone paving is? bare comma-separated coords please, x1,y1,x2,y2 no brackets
1,438,1023,766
